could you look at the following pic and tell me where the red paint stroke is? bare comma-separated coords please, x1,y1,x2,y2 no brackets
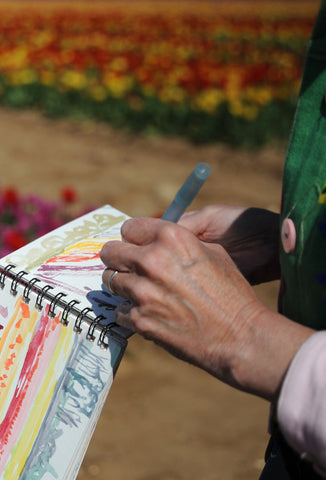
0,303,60,453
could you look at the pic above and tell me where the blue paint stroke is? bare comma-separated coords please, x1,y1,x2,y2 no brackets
20,332,121,479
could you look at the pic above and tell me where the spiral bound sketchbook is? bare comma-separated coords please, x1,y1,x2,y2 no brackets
0,205,130,480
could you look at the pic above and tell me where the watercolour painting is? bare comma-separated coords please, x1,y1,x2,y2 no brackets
0,205,128,479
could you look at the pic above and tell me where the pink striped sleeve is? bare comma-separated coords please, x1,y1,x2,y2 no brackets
277,331,326,477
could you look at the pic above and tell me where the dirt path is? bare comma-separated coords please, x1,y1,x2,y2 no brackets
0,107,286,480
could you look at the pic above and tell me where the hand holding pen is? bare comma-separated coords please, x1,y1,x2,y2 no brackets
104,162,211,293
100,161,279,400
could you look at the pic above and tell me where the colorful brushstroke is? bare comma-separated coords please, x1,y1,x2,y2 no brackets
4,205,127,325
0,283,122,479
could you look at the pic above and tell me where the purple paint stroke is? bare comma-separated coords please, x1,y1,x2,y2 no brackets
35,274,91,297
37,265,104,274
0,305,8,319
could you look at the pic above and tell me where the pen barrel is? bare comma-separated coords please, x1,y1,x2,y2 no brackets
161,201,186,223
161,163,211,222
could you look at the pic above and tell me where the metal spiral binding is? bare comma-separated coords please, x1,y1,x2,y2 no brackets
23,277,41,304
99,322,119,350
10,270,28,296
74,307,93,334
35,285,54,311
0,264,15,289
86,315,105,342
61,299,80,326
0,264,126,350
98,326,110,349
48,292,67,319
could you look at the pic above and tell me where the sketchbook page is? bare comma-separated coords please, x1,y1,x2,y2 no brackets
3,204,129,322
3,204,127,271
0,269,125,480
0,266,125,480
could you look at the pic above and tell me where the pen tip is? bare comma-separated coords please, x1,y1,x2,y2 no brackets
194,163,211,180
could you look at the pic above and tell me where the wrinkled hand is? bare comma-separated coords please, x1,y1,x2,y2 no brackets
101,217,305,401
179,205,281,284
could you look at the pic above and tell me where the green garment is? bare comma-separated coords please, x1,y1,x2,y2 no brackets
280,0,326,330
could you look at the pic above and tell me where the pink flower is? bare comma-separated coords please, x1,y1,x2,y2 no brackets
0,187,89,255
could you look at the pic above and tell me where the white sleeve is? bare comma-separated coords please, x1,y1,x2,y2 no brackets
277,331,326,477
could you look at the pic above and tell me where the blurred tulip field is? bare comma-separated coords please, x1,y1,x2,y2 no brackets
0,1,319,146
0,185,84,256
0,5,318,478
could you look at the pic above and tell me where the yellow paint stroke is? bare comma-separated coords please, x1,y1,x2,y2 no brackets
45,239,106,262
6,213,125,271
45,237,120,264
0,298,39,424
4,310,74,479
63,237,121,255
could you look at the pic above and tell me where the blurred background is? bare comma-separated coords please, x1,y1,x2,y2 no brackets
0,1,320,479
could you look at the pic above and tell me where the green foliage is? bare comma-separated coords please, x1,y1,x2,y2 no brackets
0,80,296,147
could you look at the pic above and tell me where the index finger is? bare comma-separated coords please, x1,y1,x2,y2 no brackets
100,217,162,271
100,240,138,273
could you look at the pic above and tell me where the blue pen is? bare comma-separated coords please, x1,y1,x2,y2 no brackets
161,163,211,222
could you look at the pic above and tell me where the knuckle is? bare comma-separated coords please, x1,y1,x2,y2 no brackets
131,280,156,305
100,240,119,264
159,222,180,243
158,222,195,252
102,268,109,286
100,243,110,263
130,308,154,339
120,218,133,238
138,248,159,274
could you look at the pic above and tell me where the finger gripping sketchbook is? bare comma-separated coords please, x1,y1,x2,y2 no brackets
0,205,129,480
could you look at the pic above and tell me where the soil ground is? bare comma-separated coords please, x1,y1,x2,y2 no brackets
0,107,287,480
